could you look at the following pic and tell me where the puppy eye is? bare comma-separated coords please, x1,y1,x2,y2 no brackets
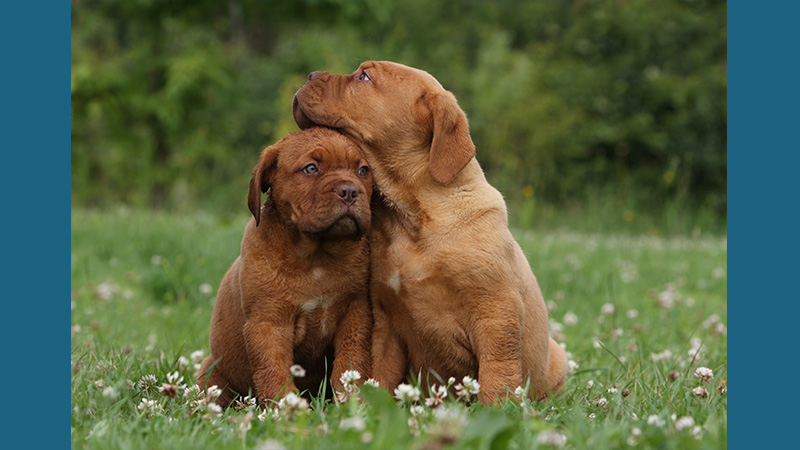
302,163,319,174
357,71,371,82
357,165,370,177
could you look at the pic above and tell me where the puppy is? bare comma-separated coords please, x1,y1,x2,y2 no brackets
195,128,373,405
293,61,568,404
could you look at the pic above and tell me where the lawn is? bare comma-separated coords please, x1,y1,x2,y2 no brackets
70,207,727,449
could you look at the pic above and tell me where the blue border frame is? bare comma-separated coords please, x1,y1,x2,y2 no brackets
728,2,795,449
10,1,791,449
3,2,70,449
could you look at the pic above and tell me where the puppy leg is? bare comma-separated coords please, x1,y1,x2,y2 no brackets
195,355,237,406
370,302,408,392
472,306,524,406
541,337,568,400
331,295,373,393
243,316,297,402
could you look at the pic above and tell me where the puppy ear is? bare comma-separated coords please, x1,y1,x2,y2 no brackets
248,145,280,226
428,91,476,185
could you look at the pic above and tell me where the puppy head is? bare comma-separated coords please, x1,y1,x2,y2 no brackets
293,61,475,185
248,128,373,240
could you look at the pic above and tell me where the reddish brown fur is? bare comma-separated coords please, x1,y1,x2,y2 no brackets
293,61,567,405
195,128,374,405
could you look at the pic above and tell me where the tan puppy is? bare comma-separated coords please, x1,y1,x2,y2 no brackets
293,61,567,404
196,128,373,406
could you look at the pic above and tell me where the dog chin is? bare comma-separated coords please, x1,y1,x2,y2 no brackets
292,96,320,130
306,215,365,241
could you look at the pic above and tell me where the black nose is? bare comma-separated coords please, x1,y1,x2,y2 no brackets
336,185,359,205
307,71,326,82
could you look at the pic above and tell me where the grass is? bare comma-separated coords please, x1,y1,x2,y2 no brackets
71,207,727,450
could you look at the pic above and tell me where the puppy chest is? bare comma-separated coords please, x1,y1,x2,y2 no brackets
293,296,339,344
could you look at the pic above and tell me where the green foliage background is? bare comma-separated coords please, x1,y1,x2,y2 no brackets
71,0,726,234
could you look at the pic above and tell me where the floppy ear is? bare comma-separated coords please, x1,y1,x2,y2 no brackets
248,144,280,226
428,91,476,185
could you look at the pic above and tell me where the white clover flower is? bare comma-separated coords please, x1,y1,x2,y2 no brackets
410,405,426,417
190,350,205,363
96,281,115,301
536,430,567,448
514,386,527,399
568,360,580,371
454,375,480,399
159,372,187,399
694,367,714,383
177,356,190,370
601,303,615,315
593,397,608,408
647,415,666,427
611,328,623,339
102,386,119,399
425,384,448,408
587,413,596,420
290,364,306,378
432,405,468,427
199,283,214,295
650,349,673,362
183,384,202,403
364,378,380,388
257,408,270,422
593,339,603,349
166,371,185,386
657,284,678,308
206,385,223,401
158,383,180,399
691,425,702,440
586,380,595,388
94,379,105,389
702,314,720,329
137,374,159,391
563,312,578,327
692,386,709,398
278,392,310,419
626,309,639,319
207,402,223,416
447,377,456,386
674,415,695,431
607,386,618,395
340,370,361,386
233,395,257,411
339,416,366,431
137,398,162,417
394,383,421,403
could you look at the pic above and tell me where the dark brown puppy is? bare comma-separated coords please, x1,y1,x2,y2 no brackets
195,128,373,405
293,61,567,405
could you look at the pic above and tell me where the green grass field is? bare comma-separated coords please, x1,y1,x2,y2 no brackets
71,208,727,450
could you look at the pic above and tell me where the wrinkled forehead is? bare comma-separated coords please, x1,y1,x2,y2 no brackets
281,131,367,168
359,60,444,90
